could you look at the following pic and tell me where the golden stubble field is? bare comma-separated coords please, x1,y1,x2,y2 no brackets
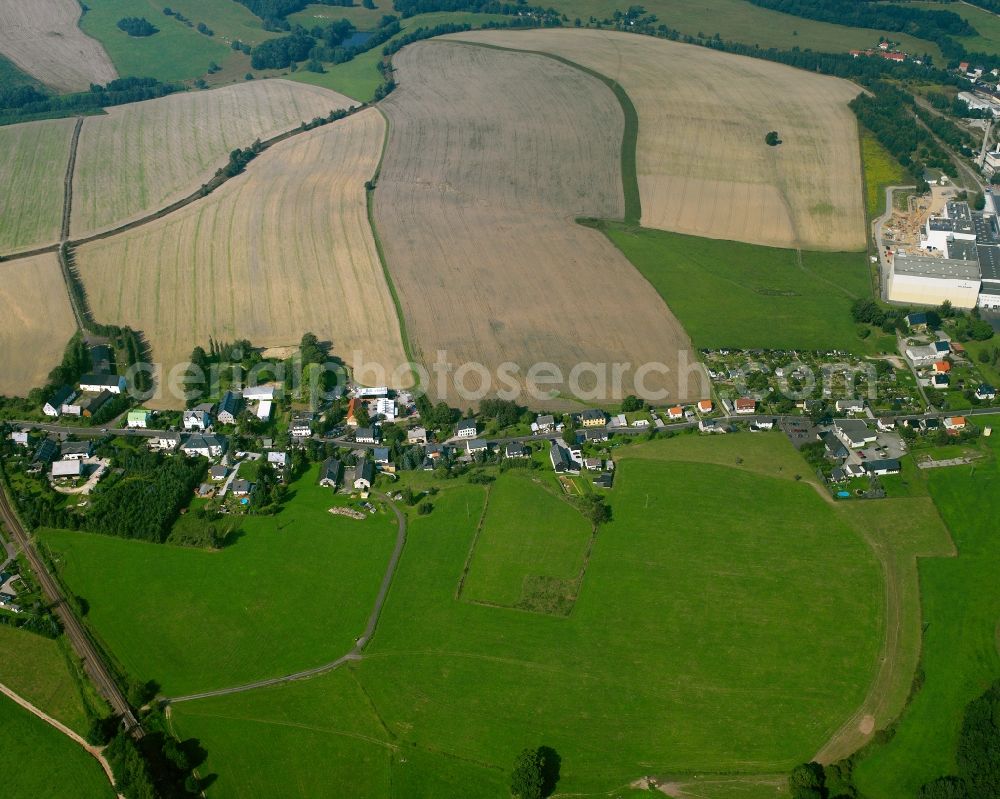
0,0,116,91
75,108,408,409
71,80,356,238
374,42,695,406
0,117,75,254
0,253,77,396
450,29,866,251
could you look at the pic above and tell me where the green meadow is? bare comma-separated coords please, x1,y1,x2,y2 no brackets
0,696,114,799
854,422,1000,797
600,223,874,352
41,464,397,696
170,434,884,797
861,131,910,221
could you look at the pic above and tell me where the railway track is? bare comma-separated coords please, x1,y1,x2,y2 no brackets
0,481,142,736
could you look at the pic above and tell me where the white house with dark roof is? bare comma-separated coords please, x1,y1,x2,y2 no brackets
79,374,126,394
43,386,75,417
216,391,242,425
60,441,92,460
181,434,225,459
183,409,211,431
455,419,477,438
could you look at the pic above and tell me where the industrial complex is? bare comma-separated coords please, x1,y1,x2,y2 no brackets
886,197,1000,310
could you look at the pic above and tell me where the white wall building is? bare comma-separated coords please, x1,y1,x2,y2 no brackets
887,250,981,309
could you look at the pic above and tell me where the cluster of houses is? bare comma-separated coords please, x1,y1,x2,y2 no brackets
11,434,101,483
822,417,903,484
43,373,126,420
181,385,280,431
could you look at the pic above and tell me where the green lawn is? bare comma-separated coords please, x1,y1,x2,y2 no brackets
861,131,910,222
545,0,943,63
0,626,94,735
854,423,1000,797
41,465,398,696
170,435,884,797
0,695,114,799
599,222,873,351
79,0,233,83
461,471,591,612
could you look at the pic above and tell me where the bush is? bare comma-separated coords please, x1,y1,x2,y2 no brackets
116,16,158,36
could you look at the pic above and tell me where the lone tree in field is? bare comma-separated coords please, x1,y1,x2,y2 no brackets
765,130,782,146
511,748,545,799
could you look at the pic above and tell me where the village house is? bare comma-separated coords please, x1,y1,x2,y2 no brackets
181,434,226,459
9,431,28,447
210,464,228,481
877,417,897,432
216,391,243,425
535,414,555,433
32,438,59,467
267,451,289,469
127,409,153,429
699,419,726,434
697,399,713,414
79,373,126,394
373,447,391,465
231,479,254,497
905,312,928,330
149,432,181,451
355,427,380,444
60,441,92,461
81,391,113,418
407,426,428,445
289,412,313,438
504,441,528,458
352,460,375,491
346,397,360,427
579,427,608,443
835,399,865,414
667,406,684,420
821,431,849,460
865,459,901,476
583,457,603,471
466,439,489,455
319,457,342,488
455,419,478,439
944,416,967,431
976,384,997,401
580,409,606,428
632,418,650,428
834,419,877,449
43,386,75,417
734,398,757,415
183,409,212,431
932,360,952,375
549,442,579,474
932,374,950,388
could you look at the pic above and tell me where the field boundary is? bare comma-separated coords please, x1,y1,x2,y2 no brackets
367,106,417,372
454,484,492,601
444,40,640,224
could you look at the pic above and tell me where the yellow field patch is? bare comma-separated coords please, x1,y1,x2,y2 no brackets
71,80,356,237
0,0,116,91
375,41,694,407
450,29,866,251
74,108,408,408
0,254,77,396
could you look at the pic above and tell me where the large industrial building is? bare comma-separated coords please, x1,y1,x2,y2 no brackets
887,200,991,309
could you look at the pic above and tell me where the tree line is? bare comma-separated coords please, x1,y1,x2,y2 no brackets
0,76,178,126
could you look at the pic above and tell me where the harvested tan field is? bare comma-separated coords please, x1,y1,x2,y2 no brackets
0,254,77,396
0,0,116,91
375,42,695,407
449,29,866,251
0,117,75,254
72,80,355,238
74,109,407,409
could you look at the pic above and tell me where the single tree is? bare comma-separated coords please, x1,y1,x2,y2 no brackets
511,748,545,799
765,130,782,146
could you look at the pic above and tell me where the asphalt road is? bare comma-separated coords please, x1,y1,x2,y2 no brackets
0,481,142,735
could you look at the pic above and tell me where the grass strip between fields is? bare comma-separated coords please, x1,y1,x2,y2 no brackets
445,40,641,224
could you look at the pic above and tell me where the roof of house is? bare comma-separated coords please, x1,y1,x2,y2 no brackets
946,416,967,426
735,397,756,408
231,478,253,493
355,460,375,484
267,451,288,464
906,312,928,325
127,409,151,420
408,426,427,439
581,409,605,421
210,465,228,478
183,434,223,450
456,419,477,431
933,340,951,352
466,438,488,450
184,408,210,420
584,428,608,440
355,426,378,440
866,459,901,473
977,383,997,395
505,441,527,456
697,399,713,410
51,459,82,477
60,441,92,456
218,390,242,416
46,385,74,407
536,414,555,426
835,419,874,441
320,457,341,482
83,390,112,413
373,447,391,461
934,360,952,372
79,373,122,388
549,442,571,468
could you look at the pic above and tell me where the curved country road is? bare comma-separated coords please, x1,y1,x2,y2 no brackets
164,492,407,704
0,682,124,798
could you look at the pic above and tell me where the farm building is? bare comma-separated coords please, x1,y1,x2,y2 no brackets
352,460,374,490
255,401,273,421
51,459,82,479
356,386,389,398
243,385,277,402
79,373,126,394
346,398,360,427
